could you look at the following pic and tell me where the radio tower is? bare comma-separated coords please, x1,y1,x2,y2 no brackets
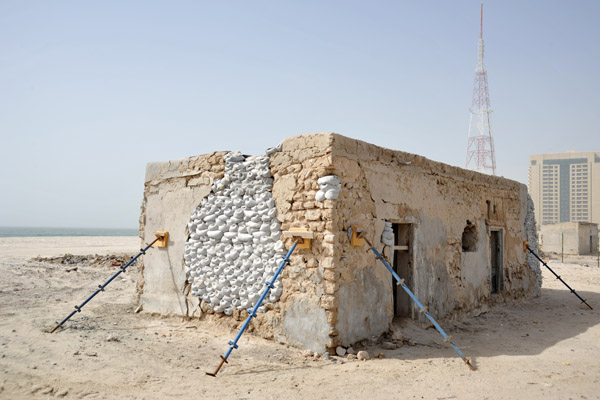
465,3,496,175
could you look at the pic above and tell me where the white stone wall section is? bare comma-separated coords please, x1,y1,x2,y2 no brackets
184,151,287,315
315,175,341,201
381,221,394,246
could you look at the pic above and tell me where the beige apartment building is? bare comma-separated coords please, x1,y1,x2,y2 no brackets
529,151,600,226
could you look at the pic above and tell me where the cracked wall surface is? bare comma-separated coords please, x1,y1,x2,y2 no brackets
327,134,540,347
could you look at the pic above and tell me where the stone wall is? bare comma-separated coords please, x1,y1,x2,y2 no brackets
270,133,336,352
184,152,286,315
139,152,226,316
139,132,540,353
579,224,599,255
540,222,599,255
139,134,338,353
323,134,540,347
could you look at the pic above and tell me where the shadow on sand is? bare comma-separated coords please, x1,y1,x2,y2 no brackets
382,287,600,362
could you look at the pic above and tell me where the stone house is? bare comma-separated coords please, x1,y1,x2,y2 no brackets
139,133,540,353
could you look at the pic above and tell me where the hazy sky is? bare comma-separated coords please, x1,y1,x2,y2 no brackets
1,1,599,229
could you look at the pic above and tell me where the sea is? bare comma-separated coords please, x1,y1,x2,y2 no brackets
0,227,138,238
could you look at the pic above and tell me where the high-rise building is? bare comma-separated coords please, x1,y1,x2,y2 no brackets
529,151,600,226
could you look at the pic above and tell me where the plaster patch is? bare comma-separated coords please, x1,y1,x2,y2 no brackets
281,297,329,353
336,267,390,345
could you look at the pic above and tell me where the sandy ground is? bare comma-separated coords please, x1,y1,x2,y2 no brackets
0,237,599,400
0,237,140,262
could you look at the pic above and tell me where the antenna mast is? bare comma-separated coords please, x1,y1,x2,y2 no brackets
466,3,496,175
480,3,483,39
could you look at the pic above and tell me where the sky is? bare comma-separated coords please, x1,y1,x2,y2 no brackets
1,0,599,229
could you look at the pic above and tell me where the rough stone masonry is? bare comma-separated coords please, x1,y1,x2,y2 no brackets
139,132,540,353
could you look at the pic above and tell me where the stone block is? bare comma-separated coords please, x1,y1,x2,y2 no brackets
306,258,319,268
323,280,337,294
326,310,337,325
303,201,316,209
323,269,340,281
306,210,322,221
320,295,337,310
321,258,335,269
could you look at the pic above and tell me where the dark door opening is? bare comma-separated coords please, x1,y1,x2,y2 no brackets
490,230,503,294
392,223,412,318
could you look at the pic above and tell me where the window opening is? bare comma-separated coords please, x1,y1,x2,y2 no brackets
462,221,478,252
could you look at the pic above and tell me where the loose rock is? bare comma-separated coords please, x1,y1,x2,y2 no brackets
335,346,346,356
357,351,370,361
382,341,397,350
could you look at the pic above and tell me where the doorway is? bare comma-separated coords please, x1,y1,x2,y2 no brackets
490,230,503,294
392,223,413,318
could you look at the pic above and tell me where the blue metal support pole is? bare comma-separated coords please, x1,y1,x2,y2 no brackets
526,246,592,310
50,236,161,333
369,246,476,371
207,241,299,377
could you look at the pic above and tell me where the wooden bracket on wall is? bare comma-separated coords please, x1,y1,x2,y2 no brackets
282,228,314,249
349,225,365,247
154,231,169,248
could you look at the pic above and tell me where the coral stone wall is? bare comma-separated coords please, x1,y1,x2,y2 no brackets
139,134,340,353
269,133,338,352
139,132,540,353
184,152,286,315
327,134,540,347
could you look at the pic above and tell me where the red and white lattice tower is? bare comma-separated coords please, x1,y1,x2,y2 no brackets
466,3,496,175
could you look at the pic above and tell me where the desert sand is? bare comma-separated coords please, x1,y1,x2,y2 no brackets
0,236,599,399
